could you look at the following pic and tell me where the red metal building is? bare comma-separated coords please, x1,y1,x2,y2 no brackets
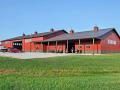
1,29,67,52
1,26,120,54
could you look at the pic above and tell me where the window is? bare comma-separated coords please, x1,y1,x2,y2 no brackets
25,39,32,43
78,46,82,48
108,40,116,45
86,46,90,48
5,41,10,44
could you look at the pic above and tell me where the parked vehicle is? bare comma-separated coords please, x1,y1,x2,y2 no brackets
8,48,21,53
0,45,8,52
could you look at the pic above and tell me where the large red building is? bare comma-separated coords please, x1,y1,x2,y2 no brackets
1,26,120,54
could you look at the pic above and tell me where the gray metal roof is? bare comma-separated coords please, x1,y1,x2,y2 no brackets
1,30,66,41
43,28,119,42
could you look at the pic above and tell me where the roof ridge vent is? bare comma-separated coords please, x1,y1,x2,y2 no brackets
22,33,26,36
34,31,38,35
50,28,54,32
93,25,99,32
70,29,75,34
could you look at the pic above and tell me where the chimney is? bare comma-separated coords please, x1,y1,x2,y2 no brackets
50,28,54,32
22,33,26,37
70,29,75,34
34,31,38,35
93,26,99,32
22,33,26,39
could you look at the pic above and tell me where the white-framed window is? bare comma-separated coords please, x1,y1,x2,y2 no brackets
86,46,91,48
108,40,116,45
78,46,82,48
5,41,10,44
25,39,32,43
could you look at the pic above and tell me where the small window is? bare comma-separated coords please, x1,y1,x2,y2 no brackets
25,39,32,43
108,40,116,45
86,46,90,48
78,46,82,48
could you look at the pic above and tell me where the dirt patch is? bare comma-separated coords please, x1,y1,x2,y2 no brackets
0,69,16,74
0,60,12,62
27,59,33,61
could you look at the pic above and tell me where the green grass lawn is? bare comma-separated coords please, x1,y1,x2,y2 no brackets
0,54,120,90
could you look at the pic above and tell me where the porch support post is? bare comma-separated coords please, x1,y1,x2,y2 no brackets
93,38,95,55
84,44,85,53
47,42,49,52
97,43,98,54
23,39,25,52
79,39,81,53
30,42,31,52
66,40,68,53
56,41,57,53
34,42,36,52
41,42,43,52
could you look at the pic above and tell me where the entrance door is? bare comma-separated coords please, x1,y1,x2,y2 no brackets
68,41,75,53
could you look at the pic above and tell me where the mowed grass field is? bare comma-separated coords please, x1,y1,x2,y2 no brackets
0,54,120,90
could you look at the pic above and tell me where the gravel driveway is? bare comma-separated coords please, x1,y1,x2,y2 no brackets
0,52,99,59
0,52,70,59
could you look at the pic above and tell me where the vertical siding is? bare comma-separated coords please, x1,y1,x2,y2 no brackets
101,31,120,53
75,40,101,53
46,41,66,53
1,40,13,48
22,31,67,52
23,37,44,52
32,37,44,52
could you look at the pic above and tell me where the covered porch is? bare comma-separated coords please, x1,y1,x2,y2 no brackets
43,38,101,54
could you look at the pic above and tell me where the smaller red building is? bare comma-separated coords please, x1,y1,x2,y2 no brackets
1,26,120,54
1,29,67,52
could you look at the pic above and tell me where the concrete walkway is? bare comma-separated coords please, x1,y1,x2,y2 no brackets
0,52,99,59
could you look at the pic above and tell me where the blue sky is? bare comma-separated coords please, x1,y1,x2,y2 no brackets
0,0,120,40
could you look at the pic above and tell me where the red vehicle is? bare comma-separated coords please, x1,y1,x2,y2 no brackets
8,48,21,53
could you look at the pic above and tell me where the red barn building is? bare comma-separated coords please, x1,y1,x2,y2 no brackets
1,26,120,54
1,29,67,52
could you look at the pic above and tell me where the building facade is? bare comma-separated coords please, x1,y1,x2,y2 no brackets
1,26,120,54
